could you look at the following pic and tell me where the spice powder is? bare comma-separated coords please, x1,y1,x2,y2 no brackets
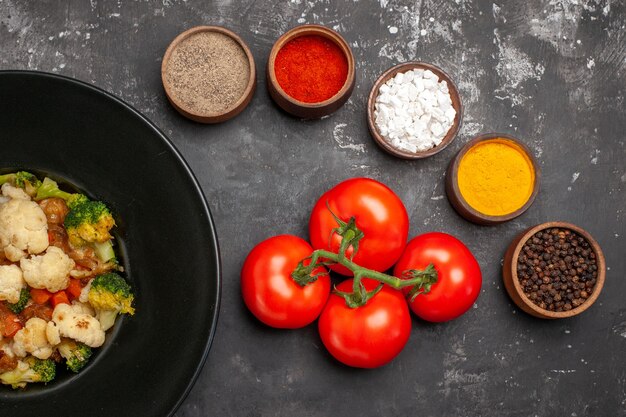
165,31,250,115
457,139,535,216
274,35,348,103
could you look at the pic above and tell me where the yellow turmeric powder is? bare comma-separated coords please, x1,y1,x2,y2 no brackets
457,139,535,216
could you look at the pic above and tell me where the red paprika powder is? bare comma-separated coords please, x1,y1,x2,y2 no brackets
274,35,348,103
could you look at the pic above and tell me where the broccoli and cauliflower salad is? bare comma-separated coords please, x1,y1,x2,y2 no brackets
0,171,134,389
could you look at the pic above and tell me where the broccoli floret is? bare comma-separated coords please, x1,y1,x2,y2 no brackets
0,171,42,197
64,200,115,248
6,288,29,314
57,340,93,373
93,240,116,263
0,357,56,389
88,273,135,331
35,177,88,209
35,177,116,255
89,273,134,313
14,172,42,196
35,177,116,250
0,173,16,185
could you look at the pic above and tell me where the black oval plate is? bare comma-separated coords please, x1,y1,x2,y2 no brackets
0,70,221,416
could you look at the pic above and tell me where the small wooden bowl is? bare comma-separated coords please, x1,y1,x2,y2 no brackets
367,62,463,159
502,222,606,319
446,133,540,225
267,24,355,119
161,26,256,123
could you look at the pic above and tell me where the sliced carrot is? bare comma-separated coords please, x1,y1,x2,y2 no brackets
30,288,52,305
67,279,83,300
3,319,22,337
50,291,70,308
0,303,22,337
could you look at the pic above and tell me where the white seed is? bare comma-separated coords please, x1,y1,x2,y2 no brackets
414,78,425,92
430,122,444,136
374,67,455,153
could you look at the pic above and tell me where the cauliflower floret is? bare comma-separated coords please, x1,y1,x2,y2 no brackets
20,246,75,293
12,318,54,360
0,264,26,304
0,197,48,262
70,300,95,316
1,183,30,200
1,343,13,358
78,279,93,303
45,321,61,346
52,304,105,348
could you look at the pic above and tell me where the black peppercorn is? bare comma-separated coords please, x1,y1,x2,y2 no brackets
516,227,597,312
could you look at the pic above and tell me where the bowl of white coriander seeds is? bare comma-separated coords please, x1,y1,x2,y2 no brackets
367,62,462,159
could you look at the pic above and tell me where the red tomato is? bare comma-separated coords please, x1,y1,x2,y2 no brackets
309,178,409,276
241,235,331,329
318,278,411,368
394,232,482,322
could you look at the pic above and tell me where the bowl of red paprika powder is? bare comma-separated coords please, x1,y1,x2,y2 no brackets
267,24,355,119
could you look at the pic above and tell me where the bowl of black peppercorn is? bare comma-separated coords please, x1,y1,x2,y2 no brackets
503,221,606,319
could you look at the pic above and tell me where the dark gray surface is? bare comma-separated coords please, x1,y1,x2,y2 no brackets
1,1,625,416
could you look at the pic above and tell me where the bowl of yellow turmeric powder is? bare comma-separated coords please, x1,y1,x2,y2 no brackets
445,133,540,225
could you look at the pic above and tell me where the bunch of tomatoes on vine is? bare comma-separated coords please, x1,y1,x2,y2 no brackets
241,178,482,368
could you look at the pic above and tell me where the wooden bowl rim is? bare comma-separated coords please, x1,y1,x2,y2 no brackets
267,24,355,109
507,221,606,319
448,133,541,224
366,61,463,160
161,25,256,123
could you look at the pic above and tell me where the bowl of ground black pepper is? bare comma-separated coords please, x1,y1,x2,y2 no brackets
162,26,256,123
503,222,606,319
267,24,355,119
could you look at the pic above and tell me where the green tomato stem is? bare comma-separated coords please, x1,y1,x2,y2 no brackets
314,249,433,289
292,249,438,308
